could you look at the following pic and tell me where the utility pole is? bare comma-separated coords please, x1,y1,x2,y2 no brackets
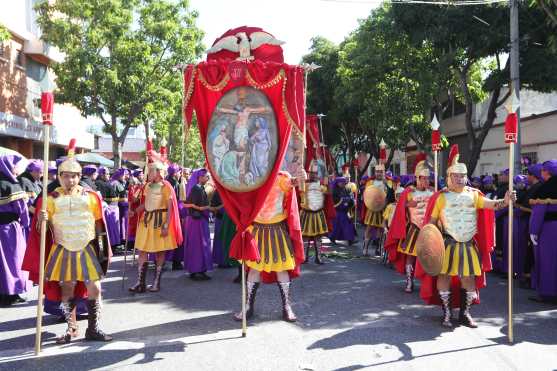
510,0,521,173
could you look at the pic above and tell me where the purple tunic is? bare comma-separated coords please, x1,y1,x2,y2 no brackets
329,202,356,242
104,203,121,247
0,203,30,295
211,216,225,265
498,208,529,277
530,204,557,297
183,214,213,273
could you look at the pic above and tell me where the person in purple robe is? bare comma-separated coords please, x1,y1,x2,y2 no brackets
248,117,272,179
81,165,98,191
183,169,213,281
0,155,31,306
499,175,530,278
96,167,121,247
529,160,557,302
111,168,130,249
329,177,356,245
521,164,545,288
17,160,43,234
166,164,185,269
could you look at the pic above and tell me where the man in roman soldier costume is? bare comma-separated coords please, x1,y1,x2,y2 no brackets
329,176,356,245
24,139,113,343
362,163,388,256
416,145,514,328
385,154,434,293
529,160,557,302
235,171,304,322
129,141,182,293
300,162,328,264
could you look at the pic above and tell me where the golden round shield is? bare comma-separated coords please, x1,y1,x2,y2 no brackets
363,185,386,212
416,224,445,276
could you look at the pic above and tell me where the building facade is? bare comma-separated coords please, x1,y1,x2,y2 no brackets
0,1,94,159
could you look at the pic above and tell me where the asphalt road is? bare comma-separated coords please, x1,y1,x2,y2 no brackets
1,228,557,371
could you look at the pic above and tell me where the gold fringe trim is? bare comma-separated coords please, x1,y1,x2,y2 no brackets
0,191,28,206
246,68,285,90
182,65,197,127
198,68,230,92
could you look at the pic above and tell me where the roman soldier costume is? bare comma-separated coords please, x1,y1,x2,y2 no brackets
415,145,507,328
386,154,433,292
23,139,113,343
362,163,388,256
300,163,328,264
235,171,304,322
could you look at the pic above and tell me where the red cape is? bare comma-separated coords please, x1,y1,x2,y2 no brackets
414,188,495,308
385,186,414,274
127,183,143,240
137,180,183,246
259,184,305,284
22,189,112,303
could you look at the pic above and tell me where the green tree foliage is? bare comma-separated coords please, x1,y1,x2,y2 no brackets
0,24,9,42
35,0,204,167
392,2,557,174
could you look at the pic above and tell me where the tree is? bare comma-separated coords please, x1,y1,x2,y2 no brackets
392,2,557,175
0,24,9,42
36,0,204,168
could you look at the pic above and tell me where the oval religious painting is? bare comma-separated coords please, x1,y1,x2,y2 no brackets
207,86,278,192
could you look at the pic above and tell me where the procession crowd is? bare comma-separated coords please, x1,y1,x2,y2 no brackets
1,138,557,347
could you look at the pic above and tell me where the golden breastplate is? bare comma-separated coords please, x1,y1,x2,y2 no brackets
305,182,324,211
255,181,286,223
408,189,433,228
441,191,478,242
145,183,165,212
52,194,96,252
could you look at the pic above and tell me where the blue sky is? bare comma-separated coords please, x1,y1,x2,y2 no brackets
188,0,381,64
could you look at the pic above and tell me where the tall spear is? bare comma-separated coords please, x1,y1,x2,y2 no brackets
34,92,54,355
317,113,328,180
504,90,520,343
430,115,441,192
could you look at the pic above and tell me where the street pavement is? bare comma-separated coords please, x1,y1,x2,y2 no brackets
1,227,557,371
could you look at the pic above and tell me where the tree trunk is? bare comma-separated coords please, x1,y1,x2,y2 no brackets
111,133,123,169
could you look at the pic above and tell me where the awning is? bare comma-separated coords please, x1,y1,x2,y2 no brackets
75,152,114,168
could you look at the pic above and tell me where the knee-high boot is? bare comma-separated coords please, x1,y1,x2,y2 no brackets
85,299,113,341
439,290,453,327
404,264,414,293
234,281,260,321
278,282,297,322
129,262,148,293
459,290,478,328
314,239,324,265
148,264,163,292
56,299,77,344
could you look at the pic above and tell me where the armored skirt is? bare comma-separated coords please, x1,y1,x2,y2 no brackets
440,236,482,277
364,208,383,228
246,220,296,273
300,209,328,237
45,243,104,282
396,223,420,257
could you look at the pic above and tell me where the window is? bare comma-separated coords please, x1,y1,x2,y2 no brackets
522,152,538,167
0,44,5,58
26,59,46,82
15,49,24,67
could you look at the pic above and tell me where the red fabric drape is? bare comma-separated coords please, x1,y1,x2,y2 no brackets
385,186,414,274
183,60,305,261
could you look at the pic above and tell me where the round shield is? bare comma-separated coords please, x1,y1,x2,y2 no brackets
364,185,386,212
416,224,445,276
206,86,278,192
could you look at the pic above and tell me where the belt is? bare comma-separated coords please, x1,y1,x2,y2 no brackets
105,197,119,202
143,209,167,229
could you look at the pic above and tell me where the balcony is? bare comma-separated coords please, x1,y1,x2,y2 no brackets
23,39,63,64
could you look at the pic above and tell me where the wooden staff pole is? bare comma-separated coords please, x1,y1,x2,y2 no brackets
241,262,247,337
434,151,438,192
507,142,514,343
35,124,50,356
